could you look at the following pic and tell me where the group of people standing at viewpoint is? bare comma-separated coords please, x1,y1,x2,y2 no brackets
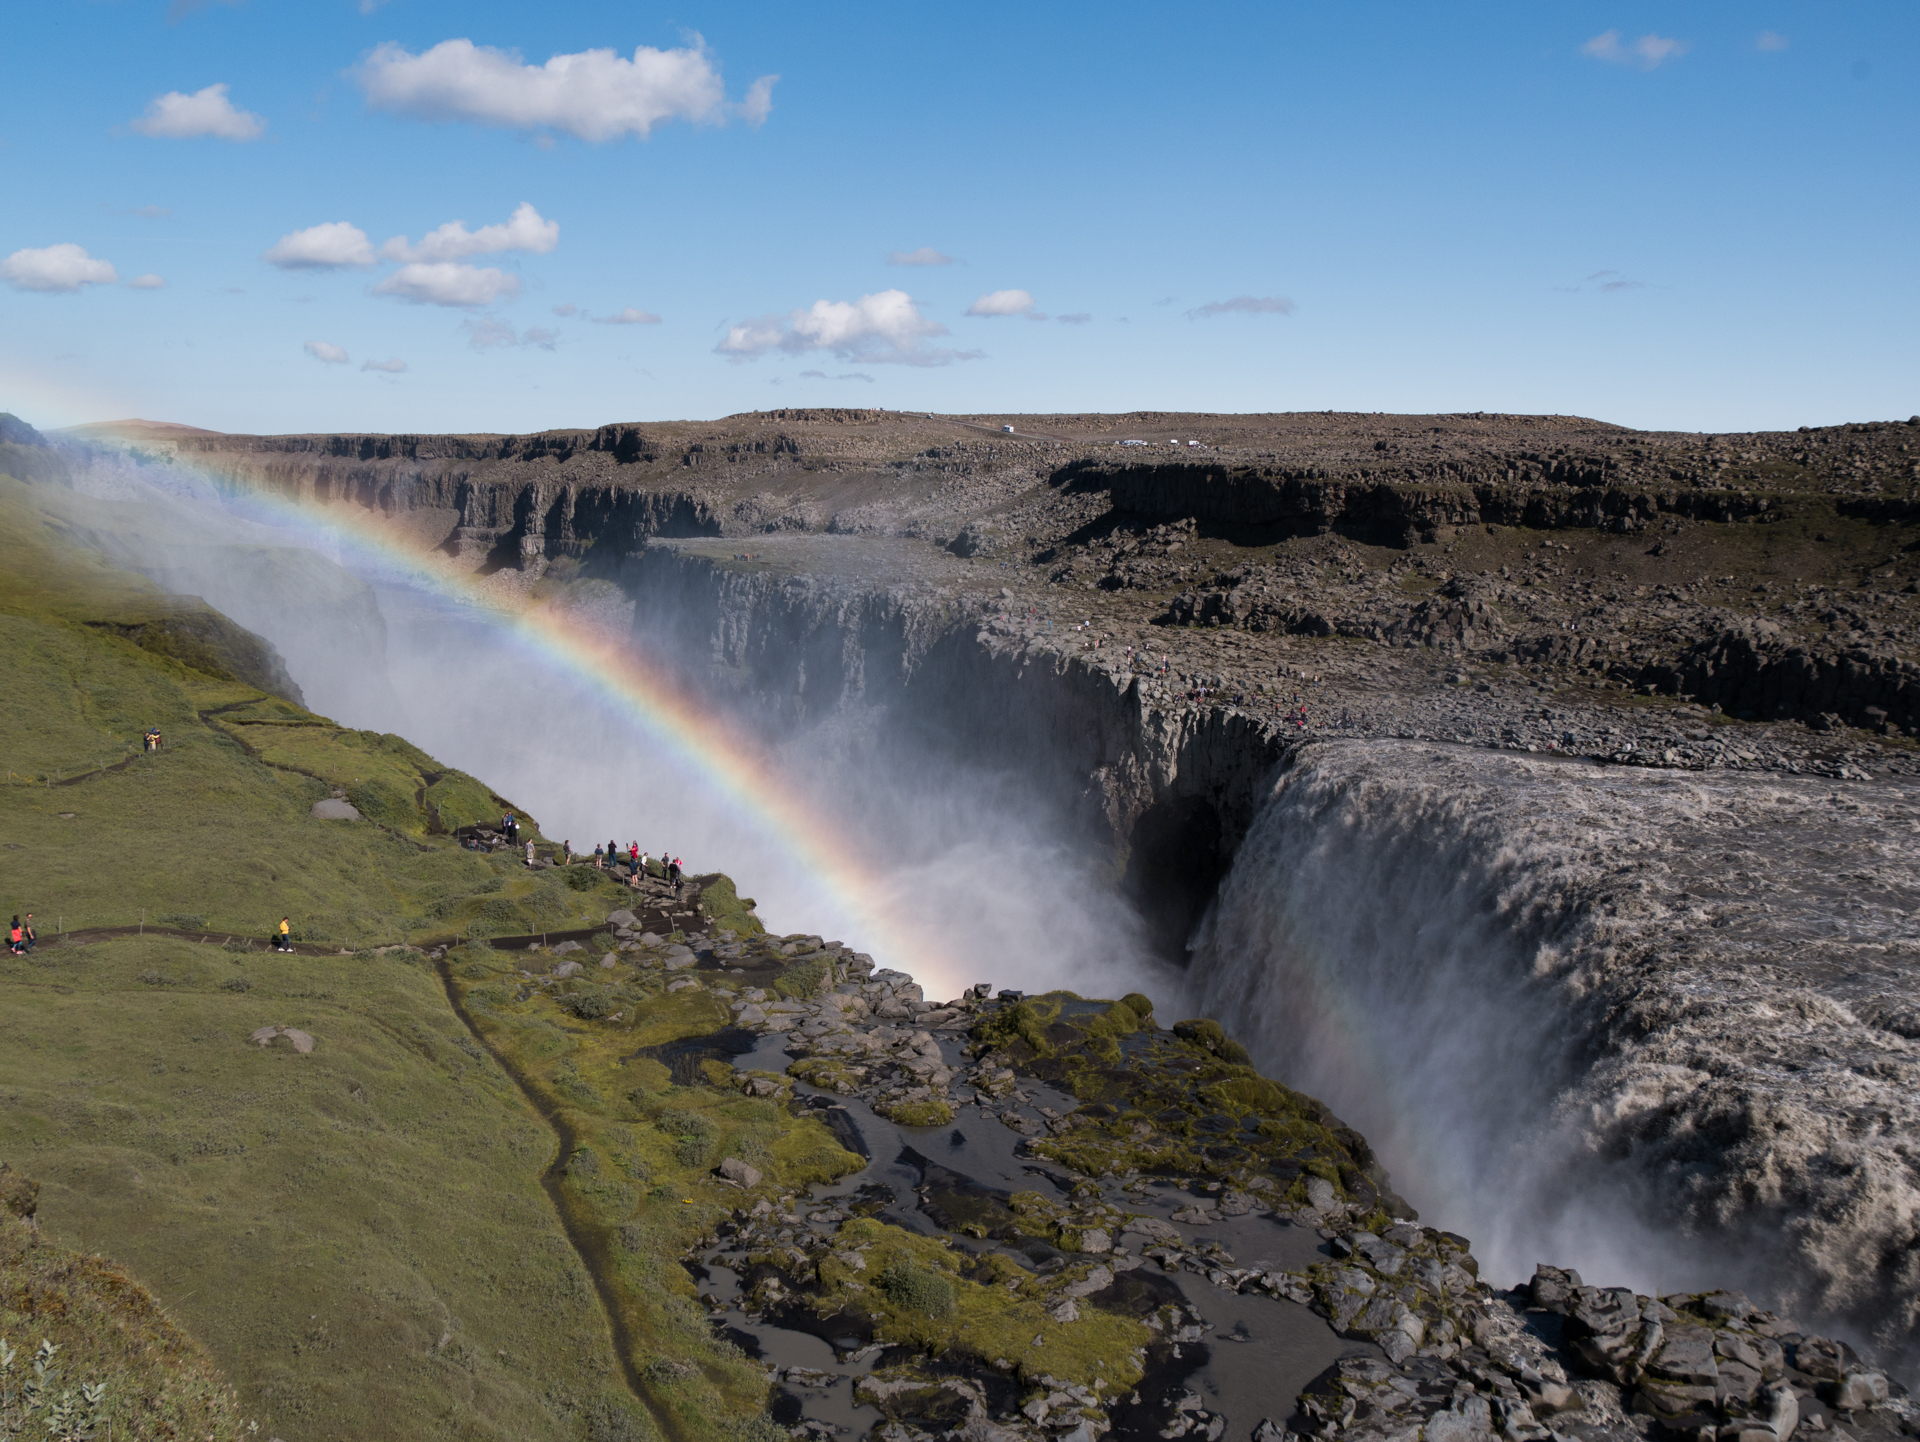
7,915,34,955
141,728,163,752
584,841,682,886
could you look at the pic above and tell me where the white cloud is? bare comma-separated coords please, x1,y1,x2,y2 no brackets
1186,294,1295,318
716,289,969,366
552,303,579,317
1,243,117,293
593,307,662,325
966,288,1036,317
264,221,377,270
380,202,559,262
362,356,408,373
1581,30,1690,69
464,319,557,350
889,246,954,267
131,83,266,141
374,262,519,307
740,74,778,127
1756,31,1788,52
356,37,778,142
304,340,350,364
127,273,167,290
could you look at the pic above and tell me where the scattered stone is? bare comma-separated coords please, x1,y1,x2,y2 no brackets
249,1025,315,1054
717,1157,762,1188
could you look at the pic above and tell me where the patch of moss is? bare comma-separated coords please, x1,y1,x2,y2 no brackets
697,874,764,936
878,1097,954,1128
788,1057,863,1095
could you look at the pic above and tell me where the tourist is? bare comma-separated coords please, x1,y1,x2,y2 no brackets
275,916,291,952
525,839,535,868
6,917,22,955
593,843,605,868
562,840,571,864
20,915,34,953
629,842,640,870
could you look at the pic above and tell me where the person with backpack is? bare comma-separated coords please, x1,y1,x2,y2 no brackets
20,915,34,954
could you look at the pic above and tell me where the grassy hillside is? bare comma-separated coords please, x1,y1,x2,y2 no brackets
0,1197,251,1440
0,454,851,1441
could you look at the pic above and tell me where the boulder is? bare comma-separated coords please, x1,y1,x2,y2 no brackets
551,940,584,955
600,953,618,970
1531,1263,1583,1313
249,1025,315,1054
1828,1371,1889,1412
607,909,637,928
717,1157,762,1188
1303,1176,1339,1214
310,798,360,820
553,960,582,978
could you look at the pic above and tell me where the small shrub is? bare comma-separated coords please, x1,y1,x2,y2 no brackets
876,1260,955,1318
656,1108,716,1168
641,1357,694,1386
772,961,827,1000
563,866,604,893
219,977,251,993
158,912,206,930
136,970,179,987
564,991,613,1020
733,1134,771,1167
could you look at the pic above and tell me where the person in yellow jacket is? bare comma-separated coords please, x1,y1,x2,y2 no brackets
275,917,291,952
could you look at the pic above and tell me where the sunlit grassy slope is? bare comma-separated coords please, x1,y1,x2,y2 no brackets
0,456,854,1441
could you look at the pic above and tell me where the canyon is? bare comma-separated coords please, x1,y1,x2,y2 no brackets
11,406,1920,1441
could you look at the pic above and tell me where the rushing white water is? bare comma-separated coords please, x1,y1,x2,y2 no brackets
1190,739,1920,1351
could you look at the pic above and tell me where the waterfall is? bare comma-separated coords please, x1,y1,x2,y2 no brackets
1189,739,1920,1354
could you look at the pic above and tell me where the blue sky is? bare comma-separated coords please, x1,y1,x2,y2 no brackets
1,1,1913,434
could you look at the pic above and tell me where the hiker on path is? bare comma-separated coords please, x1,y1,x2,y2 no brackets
562,840,571,865
525,839,535,868
275,917,291,952
7,918,22,956
20,915,34,954
593,843,604,868
628,842,640,871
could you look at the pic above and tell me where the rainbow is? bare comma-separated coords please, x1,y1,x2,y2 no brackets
84,429,949,988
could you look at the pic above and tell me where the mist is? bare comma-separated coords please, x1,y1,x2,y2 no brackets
49,444,1173,1007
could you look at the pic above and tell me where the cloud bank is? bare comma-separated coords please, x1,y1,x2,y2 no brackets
361,357,408,373
1581,31,1689,69
356,37,777,141
304,340,349,364
375,263,519,307
131,82,265,140
380,202,558,263
127,273,167,290
717,289,970,366
1186,294,1294,318
2,244,118,293
594,307,662,325
889,247,954,267
264,222,377,270
965,288,1038,318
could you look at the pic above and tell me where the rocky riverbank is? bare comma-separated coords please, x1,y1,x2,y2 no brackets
612,933,1920,1442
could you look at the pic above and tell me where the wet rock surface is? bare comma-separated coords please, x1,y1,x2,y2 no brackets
682,966,1919,1442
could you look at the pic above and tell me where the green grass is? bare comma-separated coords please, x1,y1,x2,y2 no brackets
0,936,647,1442
446,942,866,1440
